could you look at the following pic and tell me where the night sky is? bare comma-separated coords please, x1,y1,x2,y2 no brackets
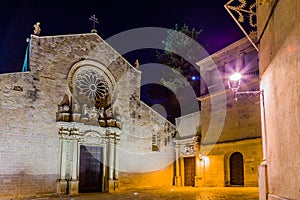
0,0,245,122
0,0,244,73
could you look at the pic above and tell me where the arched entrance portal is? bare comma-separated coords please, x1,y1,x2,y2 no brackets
229,152,244,186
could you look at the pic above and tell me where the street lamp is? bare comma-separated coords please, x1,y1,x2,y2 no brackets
228,72,268,198
227,72,263,102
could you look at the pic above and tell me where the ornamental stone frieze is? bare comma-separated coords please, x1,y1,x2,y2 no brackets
57,121,121,144
56,95,121,128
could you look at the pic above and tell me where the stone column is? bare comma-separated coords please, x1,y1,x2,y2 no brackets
175,144,182,186
57,139,68,195
180,156,185,185
113,140,119,180
194,129,202,187
108,140,114,180
68,140,79,196
194,141,202,187
113,134,120,190
107,132,115,192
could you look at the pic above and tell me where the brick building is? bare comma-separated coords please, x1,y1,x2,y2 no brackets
174,35,263,187
0,33,175,198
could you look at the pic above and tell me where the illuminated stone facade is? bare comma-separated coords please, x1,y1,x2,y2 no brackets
257,0,300,199
174,35,263,187
0,33,175,199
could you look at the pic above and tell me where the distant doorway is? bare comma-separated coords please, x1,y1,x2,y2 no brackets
184,157,195,186
230,152,244,186
79,145,103,193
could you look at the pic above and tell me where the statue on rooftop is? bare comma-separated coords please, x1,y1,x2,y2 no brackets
33,22,41,35
135,59,140,69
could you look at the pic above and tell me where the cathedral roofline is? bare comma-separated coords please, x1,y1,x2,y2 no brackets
30,32,100,39
30,33,141,75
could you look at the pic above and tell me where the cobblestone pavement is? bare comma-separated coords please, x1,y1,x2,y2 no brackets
21,187,258,200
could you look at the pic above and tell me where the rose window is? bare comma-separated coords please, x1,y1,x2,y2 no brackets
68,60,115,106
75,69,108,100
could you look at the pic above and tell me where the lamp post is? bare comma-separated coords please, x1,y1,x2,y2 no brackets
228,72,268,200
228,72,263,102
227,72,266,158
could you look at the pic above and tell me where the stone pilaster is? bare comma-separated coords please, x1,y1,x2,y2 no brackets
194,134,202,187
113,133,120,191
106,132,114,193
113,142,119,180
57,139,68,195
175,144,182,186
106,131,120,192
194,146,202,187
56,180,68,195
68,140,79,196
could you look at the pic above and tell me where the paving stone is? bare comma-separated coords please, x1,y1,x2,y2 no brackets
20,187,258,200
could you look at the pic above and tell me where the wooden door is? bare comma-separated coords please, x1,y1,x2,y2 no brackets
79,145,103,192
230,152,244,186
184,157,195,186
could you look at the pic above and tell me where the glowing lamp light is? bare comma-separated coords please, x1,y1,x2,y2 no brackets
228,72,241,93
199,154,210,166
228,72,263,102
202,156,210,166
229,72,242,81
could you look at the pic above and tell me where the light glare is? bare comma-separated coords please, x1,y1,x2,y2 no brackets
229,72,242,81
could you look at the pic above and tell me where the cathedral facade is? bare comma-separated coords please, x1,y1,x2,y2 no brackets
0,33,175,198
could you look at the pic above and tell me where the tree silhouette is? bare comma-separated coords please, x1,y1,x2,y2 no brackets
156,24,202,96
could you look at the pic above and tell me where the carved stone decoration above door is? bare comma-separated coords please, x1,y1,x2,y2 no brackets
56,122,121,195
56,94,121,128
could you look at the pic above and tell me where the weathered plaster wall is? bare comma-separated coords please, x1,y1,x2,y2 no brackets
258,0,300,199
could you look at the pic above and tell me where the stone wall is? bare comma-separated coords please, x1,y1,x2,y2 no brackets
200,138,262,187
196,34,262,188
0,72,59,199
257,0,300,199
118,164,174,188
175,111,200,138
0,33,175,198
200,88,261,145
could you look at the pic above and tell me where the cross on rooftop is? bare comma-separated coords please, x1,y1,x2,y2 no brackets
89,15,99,33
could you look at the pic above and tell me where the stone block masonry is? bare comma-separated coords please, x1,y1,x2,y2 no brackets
0,33,175,198
200,138,263,187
